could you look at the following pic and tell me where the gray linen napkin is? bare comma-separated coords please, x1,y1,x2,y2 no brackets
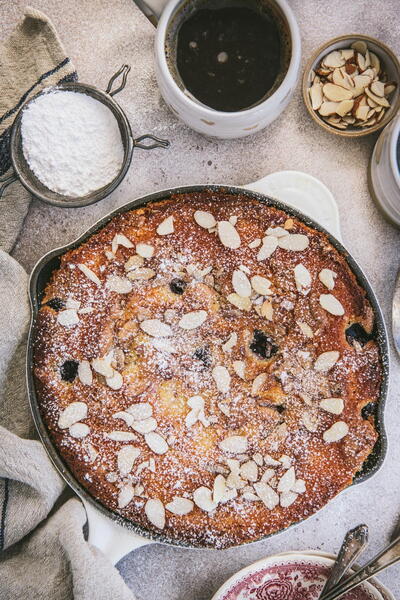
0,9,135,600
0,256,137,599
0,7,77,252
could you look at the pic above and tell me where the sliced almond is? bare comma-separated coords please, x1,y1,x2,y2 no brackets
365,87,390,107
232,269,251,297
222,332,237,352
323,421,349,443
320,397,344,415
277,467,296,493
280,491,298,508
371,80,385,97
293,479,306,494
356,105,370,121
257,236,278,261
132,417,157,434
194,210,216,229
319,101,340,116
126,402,153,420
106,370,123,390
353,75,372,90
117,445,140,475
165,497,194,515
297,321,314,338
69,423,90,438
309,81,323,110
118,484,134,509
77,360,93,385
145,498,165,529
112,233,134,255
319,294,344,316
261,300,273,321
212,365,231,393
106,276,132,294
251,275,271,295
233,360,246,379
322,50,345,69
251,373,267,396
127,267,156,281
193,486,216,512
254,482,279,509
77,264,101,286
318,268,337,290
106,431,137,442
323,83,353,102
144,431,169,454
113,411,134,427
217,221,241,249
351,40,367,55
294,264,311,294
136,243,154,258
213,474,228,504
157,216,174,235
178,310,207,330
58,402,88,429
369,51,380,74
227,293,251,311
92,353,114,377
266,226,289,238
385,82,397,95
140,319,172,337
124,255,144,271
356,51,367,72
278,234,309,251
249,238,261,249
57,309,79,327
314,351,340,372
341,49,355,60
240,460,258,482
332,68,352,90
336,99,354,117
219,435,248,454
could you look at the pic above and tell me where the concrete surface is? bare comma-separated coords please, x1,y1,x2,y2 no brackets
2,0,400,598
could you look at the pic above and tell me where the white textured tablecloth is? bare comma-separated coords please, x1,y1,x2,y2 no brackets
1,1,400,598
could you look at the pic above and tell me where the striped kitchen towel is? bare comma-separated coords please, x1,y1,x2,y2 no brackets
0,7,77,252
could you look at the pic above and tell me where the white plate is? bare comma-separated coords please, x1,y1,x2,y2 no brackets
245,170,342,241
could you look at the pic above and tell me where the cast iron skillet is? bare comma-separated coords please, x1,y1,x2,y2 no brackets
26,184,389,548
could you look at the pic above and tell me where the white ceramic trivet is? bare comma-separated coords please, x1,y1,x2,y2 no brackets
84,171,342,564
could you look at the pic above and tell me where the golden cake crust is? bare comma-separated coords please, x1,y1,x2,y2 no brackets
33,190,383,548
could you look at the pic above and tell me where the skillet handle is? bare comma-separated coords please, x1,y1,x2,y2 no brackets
83,499,154,565
0,171,17,198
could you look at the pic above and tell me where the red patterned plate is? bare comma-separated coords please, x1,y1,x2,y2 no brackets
212,553,392,600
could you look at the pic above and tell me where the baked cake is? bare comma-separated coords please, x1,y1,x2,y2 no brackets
33,190,383,548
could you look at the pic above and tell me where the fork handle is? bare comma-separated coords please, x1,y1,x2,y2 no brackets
321,535,400,600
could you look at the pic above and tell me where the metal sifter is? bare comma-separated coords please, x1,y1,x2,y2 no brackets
0,64,169,208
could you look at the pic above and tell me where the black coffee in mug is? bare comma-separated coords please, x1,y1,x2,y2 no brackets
165,0,291,112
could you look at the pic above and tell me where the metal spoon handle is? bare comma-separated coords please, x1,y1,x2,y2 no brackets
320,524,369,597
321,534,400,600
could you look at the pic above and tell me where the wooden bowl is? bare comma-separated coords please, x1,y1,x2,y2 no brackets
302,34,400,137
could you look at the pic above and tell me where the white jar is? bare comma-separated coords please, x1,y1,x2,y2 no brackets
143,0,301,139
369,114,400,227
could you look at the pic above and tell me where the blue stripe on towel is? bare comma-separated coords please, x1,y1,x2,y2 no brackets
0,57,75,126
0,478,9,551
0,69,78,176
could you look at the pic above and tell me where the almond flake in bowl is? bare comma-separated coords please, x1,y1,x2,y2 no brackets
303,35,400,137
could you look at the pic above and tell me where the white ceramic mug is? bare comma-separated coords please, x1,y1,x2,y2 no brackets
135,0,301,139
369,114,400,227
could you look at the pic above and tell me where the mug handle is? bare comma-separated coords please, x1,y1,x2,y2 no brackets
0,171,17,199
132,0,169,24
